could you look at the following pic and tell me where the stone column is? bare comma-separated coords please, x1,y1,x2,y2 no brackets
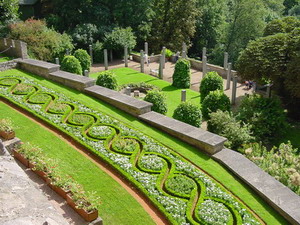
202,47,207,59
104,49,108,70
266,84,272,98
124,47,128,67
181,90,186,102
125,87,131,96
140,50,144,73
162,47,166,69
110,49,113,62
182,42,187,55
224,52,228,70
231,76,237,104
159,54,163,79
202,56,207,78
226,63,232,90
144,42,148,56
89,44,93,65
84,70,89,77
55,58,59,65
182,51,187,59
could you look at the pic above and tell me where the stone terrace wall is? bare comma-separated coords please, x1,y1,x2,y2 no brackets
0,60,17,72
0,38,28,59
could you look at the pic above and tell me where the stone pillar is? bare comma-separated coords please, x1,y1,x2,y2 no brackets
231,76,237,104
224,52,228,70
104,49,108,70
55,58,59,65
202,56,207,78
144,42,148,55
66,49,70,55
124,87,131,96
182,51,187,59
110,49,113,62
226,63,232,90
159,54,163,79
124,47,128,67
89,44,93,65
266,84,271,98
140,50,144,73
202,47,207,59
181,90,186,102
162,47,166,69
182,42,187,55
84,70,89,77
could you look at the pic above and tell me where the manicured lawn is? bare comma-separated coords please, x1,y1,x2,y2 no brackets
0,54,13,63
0,102,155,225
90,67,201,117
0,69,288,224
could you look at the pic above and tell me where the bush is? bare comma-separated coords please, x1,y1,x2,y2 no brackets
202,90,231,119
173,102,202,127
172,59,191,88
165,48,173,58
74,49,91,72
71,23,99,49
200,71,223,102
96,71,118,90
236,94,287,141
144,91,167,115
207,110,254,150
61,55,82,75
93,41,104,63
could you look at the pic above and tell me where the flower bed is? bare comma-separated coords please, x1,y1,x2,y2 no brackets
0,75,261,225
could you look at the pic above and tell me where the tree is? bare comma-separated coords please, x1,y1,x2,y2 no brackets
284,0,300,14
0,0,19,37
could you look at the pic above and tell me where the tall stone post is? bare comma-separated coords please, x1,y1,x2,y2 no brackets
266,84,272,98
89,44,93,65
224,52,228,70
162,47,166,69
159,54,164,79
84,70,89,77
202,56,207,78
231,76,237,105
226,63,232,90
55,58,59,65
202,47,207,59
104,49,108,70
145,42,148,56
110,49,113,62
182,51,187,59
181,90,186,102
140,50,144,73
182,42,187,55
124,47,128,67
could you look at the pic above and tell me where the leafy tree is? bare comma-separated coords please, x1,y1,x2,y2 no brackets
0,0,19,37
284,0,300,14
71,23,100,49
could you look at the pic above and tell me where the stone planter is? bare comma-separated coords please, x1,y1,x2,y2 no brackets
66,193,98,222
13,149,29,167
49,183,70,200
0,130,15,140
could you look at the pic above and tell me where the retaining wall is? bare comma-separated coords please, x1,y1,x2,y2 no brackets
0,60,17,72
0,38,28,59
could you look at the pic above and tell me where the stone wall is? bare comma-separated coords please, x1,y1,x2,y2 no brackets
0,60,17,72
132,53,160,63
0,38,28,59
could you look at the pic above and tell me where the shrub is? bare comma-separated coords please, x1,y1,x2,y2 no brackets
202,90,231,119
207,110,254,150
236,94,287,141
93,41,104,63
96,71,118,90
165,48,173,58
61,55,82,75
173,102,202,127
74,49,91,72
172,58,191,88
71,23,99,49
200,71,223,102
144,91,167,115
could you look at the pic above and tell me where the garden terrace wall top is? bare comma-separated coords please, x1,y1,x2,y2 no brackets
0,38,28,59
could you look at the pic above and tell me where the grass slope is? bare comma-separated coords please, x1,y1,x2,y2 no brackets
0,102,155,225
0,69,288,224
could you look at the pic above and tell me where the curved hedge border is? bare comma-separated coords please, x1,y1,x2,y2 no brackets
0,75,261,225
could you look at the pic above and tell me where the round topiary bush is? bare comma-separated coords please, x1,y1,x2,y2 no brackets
74,49,91,72
172,58,191,88
61,55,82,75
200,71,223,102
144,90,167,115
202,90,231,119
96,71,118,90
173,102,202,127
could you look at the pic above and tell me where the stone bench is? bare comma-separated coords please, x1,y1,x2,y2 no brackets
49,71,95,91
16,59,59,78
84,85,152,116
139,111,226,154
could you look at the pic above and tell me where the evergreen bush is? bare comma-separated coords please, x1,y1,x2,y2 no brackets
144,90,167,115
172,59,191,88
93,41,104,63
173,102,202,127
96,71,118,90
202,90,230,119
74,49,91,72
61,55,82,75
200,71,223,102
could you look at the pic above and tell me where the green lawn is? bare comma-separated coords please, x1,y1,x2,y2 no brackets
90,67,201,117
0,102,155,225
0,69,288,224
0,54,13,63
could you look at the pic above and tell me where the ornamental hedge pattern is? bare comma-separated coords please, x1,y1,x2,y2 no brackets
0,75,261,225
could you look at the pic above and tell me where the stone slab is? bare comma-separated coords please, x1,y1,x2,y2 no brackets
2,137,21,154
139,111,226,154
49,71,95,91
85,85,152,116
213,149,300,225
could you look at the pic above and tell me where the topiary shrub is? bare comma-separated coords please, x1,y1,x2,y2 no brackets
173,102,202,127
207,110,254,151
74,49,91,72
144,90,167,115
96,71,118,90
202,90,231,119
200,71,223,102
236,94,287,141
172,58,191,88
165,48,173,58
61,55,82,75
